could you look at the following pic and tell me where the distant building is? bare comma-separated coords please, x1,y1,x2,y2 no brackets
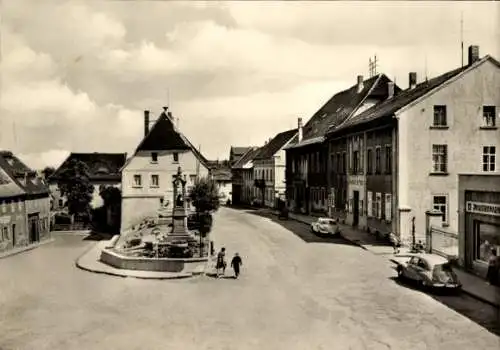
231,147,260,206
253,129,297,208
120,108,210,230
50,152,127,210
229,147,253,167
211,168,232,202
0,151,50,254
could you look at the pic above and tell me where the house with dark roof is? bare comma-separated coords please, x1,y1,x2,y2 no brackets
326,45,500,249
285,73,397,216
0,151,51,254
231,147,261,205
120,108,210,230
229,146,253,166
50,152,127,210
253,129,297,208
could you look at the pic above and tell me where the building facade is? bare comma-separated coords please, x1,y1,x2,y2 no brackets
325,46,499,245
253,129,296,208
286,73,396,216
458,174,500,279
211,168,232,203
121,108,210,230
231,147,260,206
0,151,51,254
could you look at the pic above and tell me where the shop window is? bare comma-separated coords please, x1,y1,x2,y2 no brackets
475,222,500,263
367,191,373,217
431,144,448,173
482,146,496,172
385,194,392,221
432,195,448,225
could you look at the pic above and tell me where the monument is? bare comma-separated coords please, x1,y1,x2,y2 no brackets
166,166,195,243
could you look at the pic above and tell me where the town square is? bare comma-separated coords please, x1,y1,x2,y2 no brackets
1,1,499,349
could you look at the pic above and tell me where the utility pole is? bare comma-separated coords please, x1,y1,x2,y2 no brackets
411,216,416,251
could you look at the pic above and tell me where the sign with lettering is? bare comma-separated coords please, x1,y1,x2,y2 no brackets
466,201,500,217
0,216,11,224
348,176,365,187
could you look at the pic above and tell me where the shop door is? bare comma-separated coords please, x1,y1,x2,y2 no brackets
353,191,360,226
29,218,39,243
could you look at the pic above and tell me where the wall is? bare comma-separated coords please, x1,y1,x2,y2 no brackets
216,180,232,202
399,60,500,243
0,198,27,252
26,196,51,241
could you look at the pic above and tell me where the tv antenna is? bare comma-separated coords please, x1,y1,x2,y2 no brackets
369,55,378,77
460,11,464,68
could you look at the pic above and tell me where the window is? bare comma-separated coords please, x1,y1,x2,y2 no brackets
375,193,382,219
375,147,381,173
2,226,8,240
330,154,335,173
151,152,158,163
433,105,447,127
367,191,373,217
336,153,341,173
151,174,159,187
353,151,360,174
432,144,448,173
475,222,500,263
11,224,16,242
133,174,142,187
432,195,448,225
482,146,496,172
385,146,392,174
367,148,373,174
483,106,496,127
385,194,392,221
173,152,179,163
58,199,63,207
18,200,22,211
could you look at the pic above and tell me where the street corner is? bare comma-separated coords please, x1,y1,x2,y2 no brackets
74,241,199,280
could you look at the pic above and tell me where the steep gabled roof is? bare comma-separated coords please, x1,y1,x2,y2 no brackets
254,129,297,160
211,168,232,181
287,74,397,150
329,55,500,134
232,147,261,169
0,151,49,196
51,153,127,182
0,166,25,198
230,146,253,164
132,109,209,169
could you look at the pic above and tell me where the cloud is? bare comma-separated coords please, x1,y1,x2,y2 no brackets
18,150,70,170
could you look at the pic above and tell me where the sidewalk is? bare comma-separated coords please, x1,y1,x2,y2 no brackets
262,208,500,308
0,237,55,259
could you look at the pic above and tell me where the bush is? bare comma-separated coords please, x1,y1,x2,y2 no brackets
54,213,72,225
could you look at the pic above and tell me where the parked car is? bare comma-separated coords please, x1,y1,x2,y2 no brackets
390,253,462,291
310,218,341,236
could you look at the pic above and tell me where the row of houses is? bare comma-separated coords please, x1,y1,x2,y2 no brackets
230,45,500,278
0,151,51,254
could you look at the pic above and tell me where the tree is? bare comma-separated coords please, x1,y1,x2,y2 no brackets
56,159,94,220
188,176,220,214
42,166,56,180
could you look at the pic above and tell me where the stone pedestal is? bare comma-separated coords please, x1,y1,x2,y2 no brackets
166,207,194,242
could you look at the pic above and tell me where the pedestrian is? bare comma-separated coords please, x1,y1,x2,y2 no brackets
215,247,227,278
230,253,243,279
486,248,499,286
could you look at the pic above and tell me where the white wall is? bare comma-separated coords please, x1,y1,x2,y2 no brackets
399,60,500,241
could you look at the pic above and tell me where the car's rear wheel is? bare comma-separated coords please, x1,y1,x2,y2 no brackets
397,266,403,279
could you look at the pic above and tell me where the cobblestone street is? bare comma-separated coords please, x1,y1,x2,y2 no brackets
0,207,499,350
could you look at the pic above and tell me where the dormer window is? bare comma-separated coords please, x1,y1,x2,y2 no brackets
151,152,158,163
173,152,179,163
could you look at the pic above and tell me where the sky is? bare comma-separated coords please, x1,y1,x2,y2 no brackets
0,0,499,170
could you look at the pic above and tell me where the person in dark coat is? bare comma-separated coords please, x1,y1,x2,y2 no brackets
230,253,243,279
216,247,226,278
486,248,499,286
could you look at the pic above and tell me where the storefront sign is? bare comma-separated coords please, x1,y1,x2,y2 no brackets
466,201,500,217
0,216,10,224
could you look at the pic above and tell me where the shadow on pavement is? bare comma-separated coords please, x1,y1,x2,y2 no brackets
389,276,500,336
83,232,114,241
246,210,359,246
205,272,237,279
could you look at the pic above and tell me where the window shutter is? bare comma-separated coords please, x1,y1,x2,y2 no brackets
385,194,392,221
367,191,373,217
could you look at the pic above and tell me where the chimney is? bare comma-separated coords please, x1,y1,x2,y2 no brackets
409,72,417,89
144,110,150,137
298,117,303,142
468,45,479,65
357,75,364,93
387,82,395,99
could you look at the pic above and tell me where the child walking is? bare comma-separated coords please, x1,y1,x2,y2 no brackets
231,253,243,279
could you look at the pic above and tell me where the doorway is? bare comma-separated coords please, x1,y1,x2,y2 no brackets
12,224,16,247
353,191,360,226
29,217,39,243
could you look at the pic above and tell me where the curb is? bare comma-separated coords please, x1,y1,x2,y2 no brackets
460,287,500,308
74,243,203,280
0,238,56,259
